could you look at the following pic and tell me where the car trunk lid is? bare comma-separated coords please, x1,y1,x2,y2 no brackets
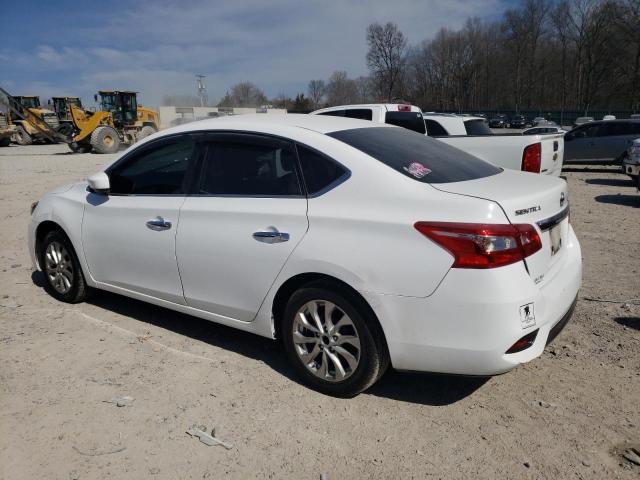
432,169,569,282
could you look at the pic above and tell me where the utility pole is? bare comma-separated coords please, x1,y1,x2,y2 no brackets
196,74,208,107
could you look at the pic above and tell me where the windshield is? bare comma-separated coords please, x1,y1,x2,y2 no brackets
328,127,501,184
384,111,426,134
20,97,40,109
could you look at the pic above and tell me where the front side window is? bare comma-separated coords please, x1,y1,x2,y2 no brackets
601,122,634,136
424,119,449,136
108,137,195,195
297,145,348,195
329,127,501,184
198,136,302,196
464,119,492,135
318,110,345,117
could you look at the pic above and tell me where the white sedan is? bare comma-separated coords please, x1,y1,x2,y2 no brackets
29,114,581,397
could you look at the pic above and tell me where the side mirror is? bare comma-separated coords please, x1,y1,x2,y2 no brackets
87,172,110,194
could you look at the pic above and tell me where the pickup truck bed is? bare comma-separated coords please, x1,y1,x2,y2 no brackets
437,133,564,176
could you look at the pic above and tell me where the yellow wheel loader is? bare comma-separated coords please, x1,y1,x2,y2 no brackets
49,96,82,137
66,90,159,154
9,96,60,145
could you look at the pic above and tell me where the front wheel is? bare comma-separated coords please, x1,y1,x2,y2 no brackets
282,286,389,397
39,230,89,303
90,126,120,154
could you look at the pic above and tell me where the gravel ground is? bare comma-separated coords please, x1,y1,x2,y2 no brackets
0,143,638,480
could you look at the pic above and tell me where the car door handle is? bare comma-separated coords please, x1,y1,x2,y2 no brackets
146,216,172,231
252,230,290,243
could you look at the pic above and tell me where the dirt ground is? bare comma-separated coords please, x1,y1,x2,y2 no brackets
1,143,638,480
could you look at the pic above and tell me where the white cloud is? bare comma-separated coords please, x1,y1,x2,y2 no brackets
5,0,506,106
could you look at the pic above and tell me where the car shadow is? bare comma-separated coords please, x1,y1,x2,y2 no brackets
594,194,640,207
562,166,618,173
585,178,634,187
614,317,640,331
31,271,486,405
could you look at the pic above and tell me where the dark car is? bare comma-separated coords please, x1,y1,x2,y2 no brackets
564,119,640,163
488,114,509,128
510,115,528,129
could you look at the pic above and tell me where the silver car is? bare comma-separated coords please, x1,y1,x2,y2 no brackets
564,119,640,163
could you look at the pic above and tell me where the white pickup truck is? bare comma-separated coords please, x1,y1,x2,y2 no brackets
311,104,564,176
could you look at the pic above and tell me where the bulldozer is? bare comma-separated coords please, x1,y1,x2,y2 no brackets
10,96,60,145
49,96,82,136
66,90,159,153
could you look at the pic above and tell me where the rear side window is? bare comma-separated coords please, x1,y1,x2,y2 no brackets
108,137,195,195
464,119,492,135
424,119,449,136
198,136,302,196
328,127,501,184
345,109,373,121
296,145,347,195
385,111,426,134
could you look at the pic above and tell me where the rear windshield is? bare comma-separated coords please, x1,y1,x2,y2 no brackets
384,111,426,134
328,127,501,184
464,119,493,135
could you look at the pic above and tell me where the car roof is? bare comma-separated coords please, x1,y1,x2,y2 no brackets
160,113,393,136
312,103,422,113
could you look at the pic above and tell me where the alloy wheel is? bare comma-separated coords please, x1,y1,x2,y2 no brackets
44,241,74,294
292,300,361,382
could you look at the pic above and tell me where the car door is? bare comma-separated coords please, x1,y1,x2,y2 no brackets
82,135,198,304
564,123,601,161
598,122,636,161
176,133,308,322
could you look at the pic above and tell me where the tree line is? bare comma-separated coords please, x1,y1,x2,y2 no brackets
164,0,639,116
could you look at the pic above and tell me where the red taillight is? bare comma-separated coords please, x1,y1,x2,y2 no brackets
522,142,541,173
414,222,542,269
398,104,412,112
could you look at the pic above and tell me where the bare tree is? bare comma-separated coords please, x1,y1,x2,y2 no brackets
366,22,407,101
325,71,358,105
354,76,373,103
307,79,326,108
218,82,268,108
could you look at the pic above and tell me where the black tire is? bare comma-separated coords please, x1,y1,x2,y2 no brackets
14,125,33,145
68,142,92,153
38,230,89,303
282,284,389,397
0,137,10,147
90,126,120,154
138,125,156,140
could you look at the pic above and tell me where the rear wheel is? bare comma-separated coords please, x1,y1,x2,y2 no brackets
14,125,33,145
138,125,156,140
282,285,389,397
0,137,10,147
39,230,89,303
90,126,120,154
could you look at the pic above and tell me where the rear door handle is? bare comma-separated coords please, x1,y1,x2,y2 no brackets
252,230,290,243
146,216,172,231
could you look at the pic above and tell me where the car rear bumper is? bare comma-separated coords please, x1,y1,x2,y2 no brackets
363,225,582,375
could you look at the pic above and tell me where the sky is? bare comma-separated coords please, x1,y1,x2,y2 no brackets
0,0,510,108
